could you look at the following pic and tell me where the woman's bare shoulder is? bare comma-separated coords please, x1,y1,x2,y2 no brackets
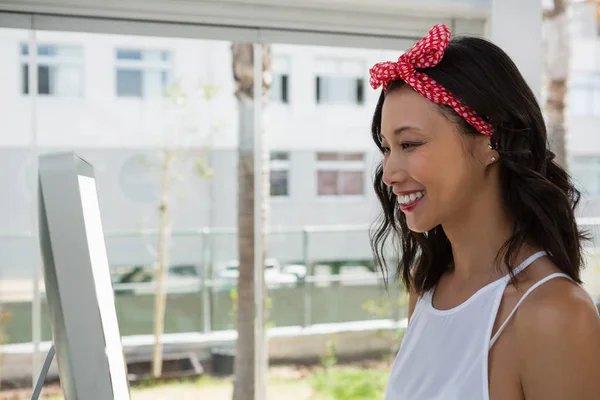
513,264,600,399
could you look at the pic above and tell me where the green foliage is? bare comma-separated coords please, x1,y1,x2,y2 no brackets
229,288,275,329
194,156,214,179
311,367,388,400
361,291,408,319
0,305,11,344
0,305,11,388
312,337,388,399
320,338,338,370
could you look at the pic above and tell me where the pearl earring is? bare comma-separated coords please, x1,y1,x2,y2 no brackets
490,156,497,162
487,143,492,150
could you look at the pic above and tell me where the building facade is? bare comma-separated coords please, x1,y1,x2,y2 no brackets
0,28,401,274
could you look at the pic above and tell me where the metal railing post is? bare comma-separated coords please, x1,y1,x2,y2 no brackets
302,227,311,327
201,227,211,333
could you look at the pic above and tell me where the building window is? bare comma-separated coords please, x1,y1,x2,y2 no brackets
315,59,364,105
270,152,289,197
316,152,364,196
569,72,600,116
571,155,600,197
20,44,84,96
115,49,173,98
271,56,290,104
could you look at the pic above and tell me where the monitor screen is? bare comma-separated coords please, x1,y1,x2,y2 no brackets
78,174,130,399
38,152,131,400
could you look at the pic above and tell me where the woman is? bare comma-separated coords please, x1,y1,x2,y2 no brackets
369,24,600,399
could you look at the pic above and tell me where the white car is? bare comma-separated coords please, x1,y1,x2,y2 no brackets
215,258,300,289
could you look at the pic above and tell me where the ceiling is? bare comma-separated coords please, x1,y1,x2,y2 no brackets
0,0,489,47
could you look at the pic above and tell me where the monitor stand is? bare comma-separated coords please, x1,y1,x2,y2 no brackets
31,344,55,400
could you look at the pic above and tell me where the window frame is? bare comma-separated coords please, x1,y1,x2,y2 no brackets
314,57,365,106
20,42,85,97
270,151,290,198
114,47,174,99
271,55,290,104
315,151,366,198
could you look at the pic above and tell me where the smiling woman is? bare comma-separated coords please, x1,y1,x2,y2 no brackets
369,24,600,400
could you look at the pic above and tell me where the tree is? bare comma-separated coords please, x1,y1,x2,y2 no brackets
0,305,11,389
231,42,272,400
149,81,219,378
543,0,570,169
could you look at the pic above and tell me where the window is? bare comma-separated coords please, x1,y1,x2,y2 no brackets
571,155,600,197
315,58,364,105
568,72,600,116
21,44,84,96
270,152,289,197
316,152,364,196
115,49,173,98
271,56,290,104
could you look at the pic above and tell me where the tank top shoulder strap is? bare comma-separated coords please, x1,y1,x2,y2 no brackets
509,251,548,277
489,271,573,349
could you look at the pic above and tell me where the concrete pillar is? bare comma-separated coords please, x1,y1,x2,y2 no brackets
489,0,543,100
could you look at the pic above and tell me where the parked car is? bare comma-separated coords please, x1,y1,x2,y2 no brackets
111,264,203,295
214,258,302,290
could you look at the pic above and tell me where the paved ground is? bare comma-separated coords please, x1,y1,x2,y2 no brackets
0,366,333,400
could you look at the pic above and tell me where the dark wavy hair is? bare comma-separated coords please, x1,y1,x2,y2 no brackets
370,35,589,294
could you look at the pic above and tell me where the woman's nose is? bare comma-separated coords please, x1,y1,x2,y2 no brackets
382,156,408,187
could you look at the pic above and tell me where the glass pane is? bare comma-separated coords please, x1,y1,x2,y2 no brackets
144,70,164,98
340,170,364,195
342,152,364,161
317,76,359,104
317,170,339,195
54,65,83,96
33,28,241,347
0,28,37,354
268,40,401,338
37,45,56,56
21,63,28,94
316,152,338,161
4,22,432,393
593,89,600,116
116,69,142,97
38,65,51,95
116,49,142,60
270,170,288,196
569,87,589,115
270,151,289,161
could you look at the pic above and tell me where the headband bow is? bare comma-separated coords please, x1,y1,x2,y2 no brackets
369,24,494,137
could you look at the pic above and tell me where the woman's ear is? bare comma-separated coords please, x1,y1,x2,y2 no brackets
486,142,499,165
472,135,499,167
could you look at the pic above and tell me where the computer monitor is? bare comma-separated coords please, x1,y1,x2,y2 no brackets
38,152,131,400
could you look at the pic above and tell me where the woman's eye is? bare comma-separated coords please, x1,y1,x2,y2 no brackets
381,146,391,154
401,142,421,150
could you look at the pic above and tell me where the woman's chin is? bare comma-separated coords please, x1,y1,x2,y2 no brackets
405,217,436,234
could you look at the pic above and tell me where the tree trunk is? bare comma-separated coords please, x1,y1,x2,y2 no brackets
233,94,258,400
151,150,174,378
231,42,271,400
546,79,568,168
544,0,569,169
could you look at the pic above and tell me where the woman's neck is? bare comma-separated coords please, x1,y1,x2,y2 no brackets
442,188,516,282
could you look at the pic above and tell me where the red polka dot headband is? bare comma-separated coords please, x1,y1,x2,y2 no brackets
369,24,494,137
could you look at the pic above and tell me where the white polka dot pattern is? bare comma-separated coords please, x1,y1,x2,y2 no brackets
369,24,494,138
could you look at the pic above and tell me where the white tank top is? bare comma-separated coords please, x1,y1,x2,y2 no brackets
385,251,573,400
